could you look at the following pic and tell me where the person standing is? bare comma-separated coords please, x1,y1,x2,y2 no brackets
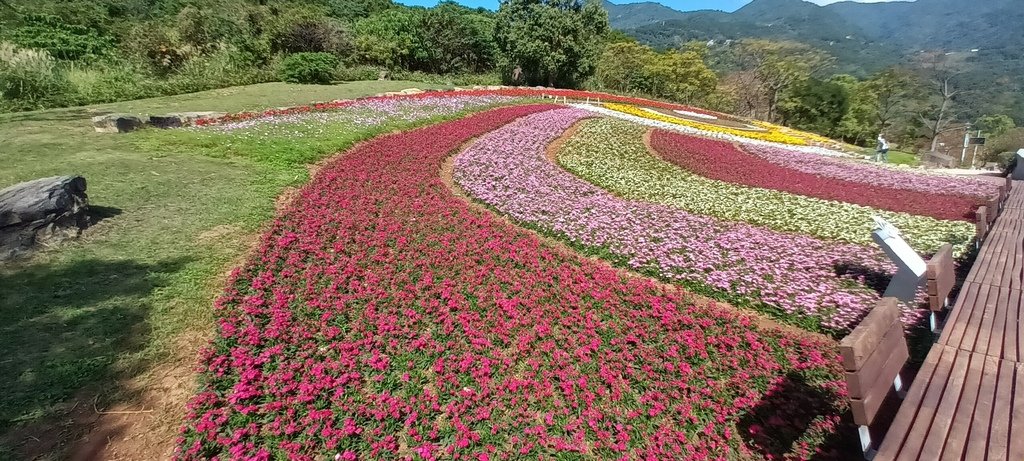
876,134,890,162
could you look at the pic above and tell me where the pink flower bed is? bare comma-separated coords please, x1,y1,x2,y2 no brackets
177,105,853,460
743,144,999,200
650,130,982,222
453,108,910,332
194,88,721,127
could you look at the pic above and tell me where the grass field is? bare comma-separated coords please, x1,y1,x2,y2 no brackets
0,81,468,459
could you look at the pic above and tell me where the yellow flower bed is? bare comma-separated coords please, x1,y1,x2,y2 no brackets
605,103,813,146
750,120,836,145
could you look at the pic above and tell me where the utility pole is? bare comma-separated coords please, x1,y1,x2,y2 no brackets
970,130,981,168
960,126,970,165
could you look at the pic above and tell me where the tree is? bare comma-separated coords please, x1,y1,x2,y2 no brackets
779,78,849,136
643,49,717,104
730,40,833,122
975,114,1016,138
353,9,423,70
916,53,966,152
494,0,608,88
595,41,654,94
863,68,920,134
832,75,876,144
418,2,496,74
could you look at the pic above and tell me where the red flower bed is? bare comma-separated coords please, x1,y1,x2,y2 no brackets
194,88,722,127
177,105,851,460
650,130,981,222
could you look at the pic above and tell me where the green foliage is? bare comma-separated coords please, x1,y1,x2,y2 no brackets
270,17,353,57
976,114,1015,138
353,8,423,70
278,52,338,84
5,13,115,61
326,0,395,22
0,42,72,111
494,0,609,88
984,127,1024,164
417,2,497,74
595,41,716,104
779,78,848,137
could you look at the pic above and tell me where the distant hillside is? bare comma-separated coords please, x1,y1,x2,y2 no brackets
604,0,1024,121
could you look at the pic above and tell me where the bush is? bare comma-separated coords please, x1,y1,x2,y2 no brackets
279,52,338,84
6,14,115,62
0,42,73,111
271,19,353,56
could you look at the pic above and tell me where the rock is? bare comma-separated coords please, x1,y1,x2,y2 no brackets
399,88,425,95
92,114,147,133
378,70,390,81
148,114,184,129
0,176,89,260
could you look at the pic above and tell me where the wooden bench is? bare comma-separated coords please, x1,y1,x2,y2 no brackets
839,298,909,459
925,244,956,332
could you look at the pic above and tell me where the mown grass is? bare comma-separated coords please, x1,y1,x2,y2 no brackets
0,80,501,458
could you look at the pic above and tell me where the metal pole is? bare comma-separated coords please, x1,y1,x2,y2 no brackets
961,128,970,164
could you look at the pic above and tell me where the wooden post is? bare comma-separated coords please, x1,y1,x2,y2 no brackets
976,206,988,247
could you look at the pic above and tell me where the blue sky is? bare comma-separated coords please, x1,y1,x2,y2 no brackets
395,0,907,12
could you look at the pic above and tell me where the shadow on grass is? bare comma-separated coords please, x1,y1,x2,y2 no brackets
87,205,123,226
739,371,859,460
0,256,191,456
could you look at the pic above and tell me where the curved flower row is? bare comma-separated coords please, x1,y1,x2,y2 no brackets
195,87,721,127
177,105,852,460
650,130,982,222
200,94,531,133
605,103,815,146
454,108,920,332
556,117,974,256
744,144,1000,200
573,103,851,158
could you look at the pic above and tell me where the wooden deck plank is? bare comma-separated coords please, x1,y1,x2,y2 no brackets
875,346,945,461
960,283,992,353
1010,362,1024,459
918,349,971,460
987,359,1014,461
964,355,1000,460
938,348,986,461
940,282,982,350
891,346,955,460
1005,289,1020,362
974,284,999,356
986,286,1010,360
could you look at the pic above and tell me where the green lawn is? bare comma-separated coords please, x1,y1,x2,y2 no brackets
0,80,475,458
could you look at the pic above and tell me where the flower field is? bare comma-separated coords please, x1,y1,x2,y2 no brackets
649,130,983,222
176,105,854,460
743,144,1000,199
173,93,997,460
553,118,973,255
604,103,817,146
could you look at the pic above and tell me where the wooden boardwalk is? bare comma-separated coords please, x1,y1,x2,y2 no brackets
876,181,1024,460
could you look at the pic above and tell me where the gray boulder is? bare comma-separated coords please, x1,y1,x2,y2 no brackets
0,176,89,260
92,114,147,133
147,111,226,129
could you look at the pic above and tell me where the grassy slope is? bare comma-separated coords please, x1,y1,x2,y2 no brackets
0,81,448,458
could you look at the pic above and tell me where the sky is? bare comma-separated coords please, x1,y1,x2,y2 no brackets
396,0,910,12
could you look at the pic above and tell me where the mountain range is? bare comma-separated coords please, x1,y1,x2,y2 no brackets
603,0,1024,120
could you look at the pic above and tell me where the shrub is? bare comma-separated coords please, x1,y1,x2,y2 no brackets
6,14,115,61
271,19,353,56
0,42,73,111
279,52,338,84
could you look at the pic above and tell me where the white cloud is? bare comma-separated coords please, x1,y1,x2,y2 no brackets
806,0,912,5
